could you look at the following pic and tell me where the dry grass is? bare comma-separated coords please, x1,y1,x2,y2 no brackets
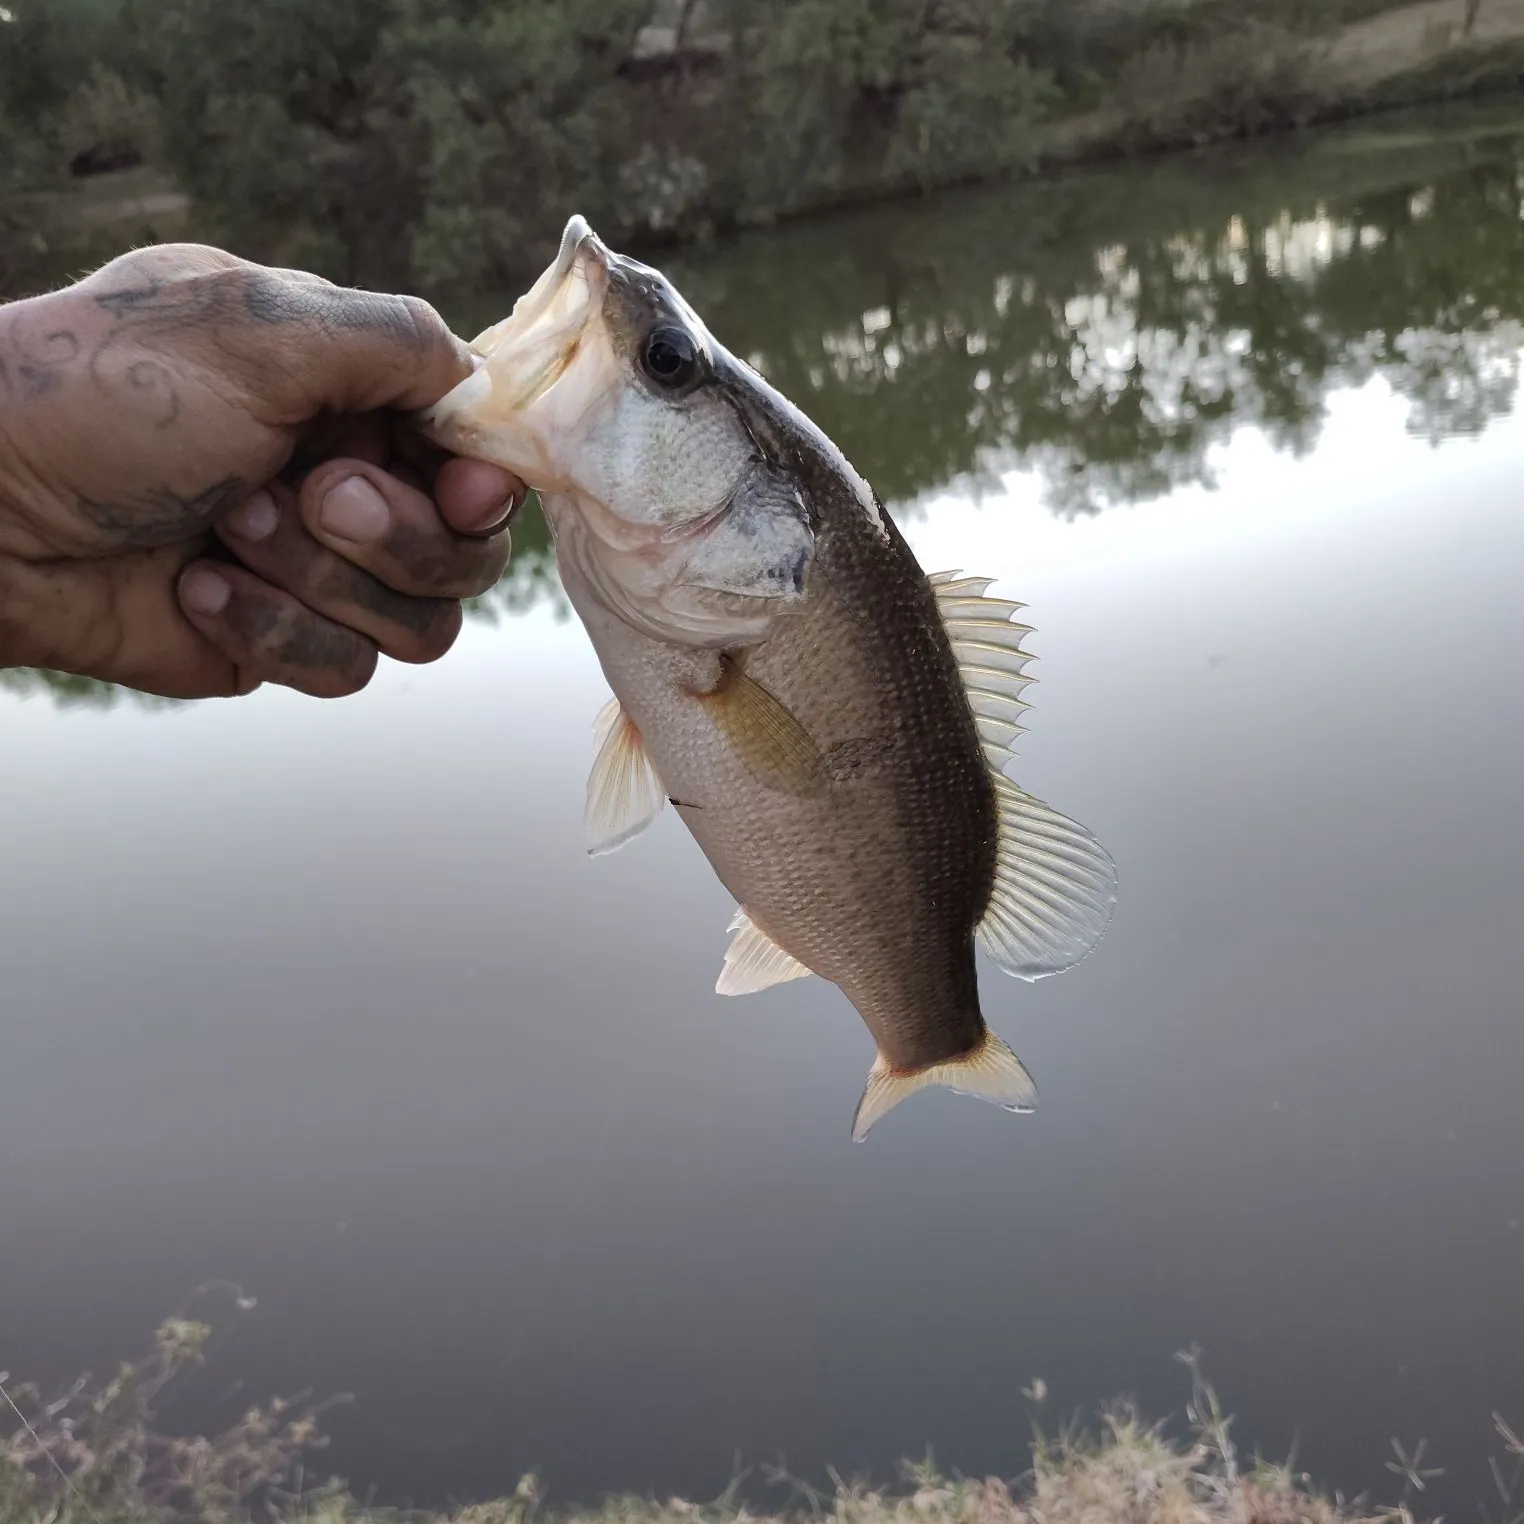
5,1320,1505,1524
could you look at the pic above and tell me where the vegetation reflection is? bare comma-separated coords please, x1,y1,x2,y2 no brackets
12,111,1524,708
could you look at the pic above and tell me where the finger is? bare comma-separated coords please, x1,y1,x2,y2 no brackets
177,559,378,699
388,422,525,533
434,457,525,536
297,460,512,599
216,487,462,665
0,543,250,700
238,269,472,418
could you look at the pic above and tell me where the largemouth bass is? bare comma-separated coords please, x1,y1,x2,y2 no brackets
422,216,1116,1139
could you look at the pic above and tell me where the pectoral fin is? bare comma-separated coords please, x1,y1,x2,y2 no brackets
716,909,813,996
851,1031,1037,1142
584,697,665,856
698,658,822,793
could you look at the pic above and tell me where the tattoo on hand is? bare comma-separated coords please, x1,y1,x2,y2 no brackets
77,475,248,549
6,254,430,422
0,326,82,401
0,248,442,553
241,271,431,354
92,262,430,354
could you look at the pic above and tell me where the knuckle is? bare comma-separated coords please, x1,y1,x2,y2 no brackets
399,294,438,344
93,242,244,284
243,265,326,329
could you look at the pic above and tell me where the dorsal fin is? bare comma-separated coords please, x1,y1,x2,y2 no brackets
929,569,1037,766
715,908,814,996
929,569,1117,979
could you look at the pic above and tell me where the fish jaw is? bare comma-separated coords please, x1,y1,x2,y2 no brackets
420,215,810,649
418,215,615,489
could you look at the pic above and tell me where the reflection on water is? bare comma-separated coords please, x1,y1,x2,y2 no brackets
2,103,1524,1522
18,104,1524,706
649,136,1524,519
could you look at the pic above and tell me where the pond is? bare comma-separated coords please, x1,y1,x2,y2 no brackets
2,100,1523,1518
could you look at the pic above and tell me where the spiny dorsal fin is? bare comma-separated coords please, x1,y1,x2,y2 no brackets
928,569,1117,979
715,908,814,996
929,569,1037,767
851,1030,1037,1142
584,696,665,856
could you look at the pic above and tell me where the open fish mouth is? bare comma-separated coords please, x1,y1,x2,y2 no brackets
419,215,612,449
471,215,610,412
500,215,605,353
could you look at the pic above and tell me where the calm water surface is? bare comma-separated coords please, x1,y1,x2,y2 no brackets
3,104,1524,1516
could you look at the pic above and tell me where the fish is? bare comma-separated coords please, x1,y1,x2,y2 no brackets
420,215,1116,1140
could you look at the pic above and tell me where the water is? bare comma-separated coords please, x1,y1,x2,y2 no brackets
3,103,1524,1518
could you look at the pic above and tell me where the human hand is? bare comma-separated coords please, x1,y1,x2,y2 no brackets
0,243,522,698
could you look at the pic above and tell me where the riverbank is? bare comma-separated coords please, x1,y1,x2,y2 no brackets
1031,0,1524,166
5,0,1524,300
2,1319,1469,1524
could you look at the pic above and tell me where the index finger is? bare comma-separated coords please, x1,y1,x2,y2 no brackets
242,271,472,419
83,245,475,420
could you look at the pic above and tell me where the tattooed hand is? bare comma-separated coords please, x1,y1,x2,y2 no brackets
0,243,521,698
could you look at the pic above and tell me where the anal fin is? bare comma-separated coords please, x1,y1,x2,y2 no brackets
716,909,813,996
584,696,665,856
851,1031,1037,1142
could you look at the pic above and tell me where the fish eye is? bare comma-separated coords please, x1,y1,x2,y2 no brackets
640,326,702,391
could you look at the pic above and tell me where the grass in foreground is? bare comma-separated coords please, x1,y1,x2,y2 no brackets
4,1319,1522,1524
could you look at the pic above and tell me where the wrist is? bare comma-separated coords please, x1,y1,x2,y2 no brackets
0,297,74,667
0,304,29,535
0,289,99,559
0,550,40,671
0,421,52,565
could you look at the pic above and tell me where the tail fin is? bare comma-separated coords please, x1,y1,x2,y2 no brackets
850,1031,1037,1142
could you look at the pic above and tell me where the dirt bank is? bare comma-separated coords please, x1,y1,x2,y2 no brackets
7,0,1524,295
